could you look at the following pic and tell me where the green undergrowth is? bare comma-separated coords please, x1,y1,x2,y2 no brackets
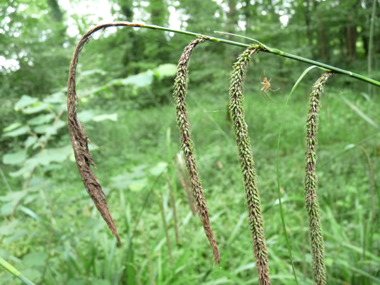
1,87,379,284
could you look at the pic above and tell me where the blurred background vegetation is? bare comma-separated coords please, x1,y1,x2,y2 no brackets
0,0,379,284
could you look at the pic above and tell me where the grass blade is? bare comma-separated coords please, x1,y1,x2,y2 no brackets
340,95,379,129
0,257,36,285
288,66,321,99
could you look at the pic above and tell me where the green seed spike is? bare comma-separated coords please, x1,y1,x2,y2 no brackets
229,46,271,285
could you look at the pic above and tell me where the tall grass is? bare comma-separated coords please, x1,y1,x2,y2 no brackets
1,86,379,284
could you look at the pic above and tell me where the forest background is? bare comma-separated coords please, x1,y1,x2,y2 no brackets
0,0,379,284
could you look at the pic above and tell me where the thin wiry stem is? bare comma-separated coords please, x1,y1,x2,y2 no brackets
74,22,380,87
367,0,377,95
304,72,332,285
229,46,270,285
165,173,180,245
172,37,221,266
173,155,196,215
156,191,173,266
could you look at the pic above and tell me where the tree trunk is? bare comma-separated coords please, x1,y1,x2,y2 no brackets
304,0,315,58
346,14,357,63
313,0,327,60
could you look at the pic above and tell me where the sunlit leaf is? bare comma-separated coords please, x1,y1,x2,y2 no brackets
154,63,177,80
9,157,40,177
33,145,73,166
111,173,129,190
120,70,154,87
22,102,50,114
88,143,101,151
82,85,109,96
0,190,27,202
131,165,146,177
43,92,66,103
0,220,19,236
0,256,37,285
51,119,65,130
234,262,255,273
0,192,27,214
111,166,147,191
344,144,356,151
150,162,168,176
14,95,38,110
0,202,14,216
341,95,379,129
9,146,72,177
41,164,62,172
33,124,57,135
108,79,123,86
2,151,27,165
79,69,107,77
27,114,55,125
2,126,30,137
77,110,96,122
43,89,67,104
325,257,334,266
22,252,48,267
3,122,22,132
25,154,49,167
19,206,41,222
129,178,148,192
9,166,35,178
5,228,28,243
33,120,65,135
359,92,371,101
92,113,118,122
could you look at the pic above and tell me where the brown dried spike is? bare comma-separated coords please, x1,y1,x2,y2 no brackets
172,37,221,266
66,21,188,244
67,30,120,243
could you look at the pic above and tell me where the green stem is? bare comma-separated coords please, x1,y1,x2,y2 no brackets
0,165,12,192
81,22,380,87
0,257,36,285
269,49,379,86
368,0,377,95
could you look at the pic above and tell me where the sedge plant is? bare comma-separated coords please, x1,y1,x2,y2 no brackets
9,22,373,285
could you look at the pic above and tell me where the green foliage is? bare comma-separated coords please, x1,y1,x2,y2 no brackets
1,0,380,284
1,85,380,284
1,61,176,178
0,256,36,285
2,91,68,178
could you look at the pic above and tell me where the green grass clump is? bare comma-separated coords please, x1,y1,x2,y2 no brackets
1,85,379,284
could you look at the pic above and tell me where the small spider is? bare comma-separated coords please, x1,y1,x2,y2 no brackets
260,73,280,101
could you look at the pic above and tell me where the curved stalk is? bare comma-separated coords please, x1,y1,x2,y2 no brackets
78,22,380,88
